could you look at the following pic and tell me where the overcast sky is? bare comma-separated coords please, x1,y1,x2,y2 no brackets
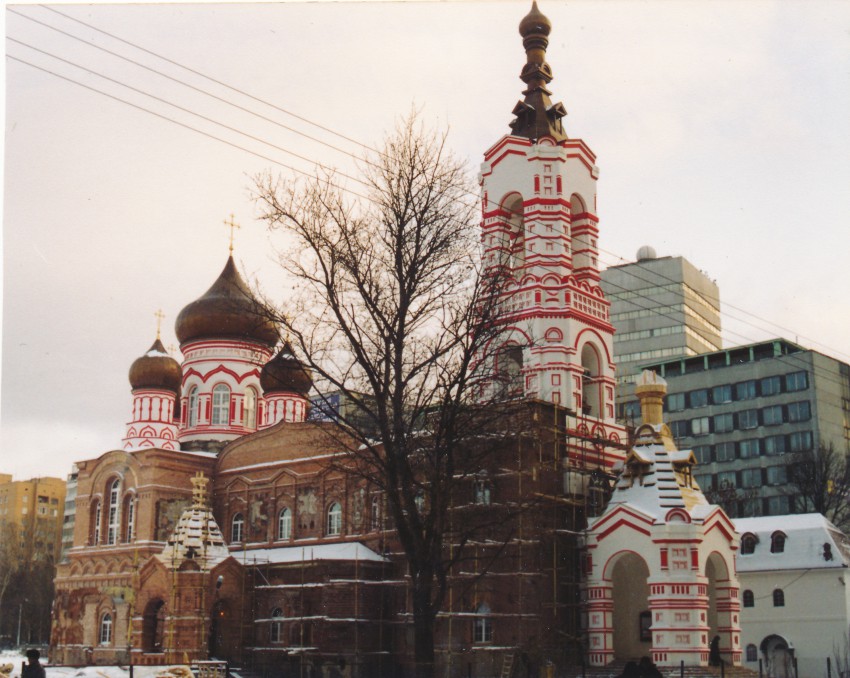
3,0,849,480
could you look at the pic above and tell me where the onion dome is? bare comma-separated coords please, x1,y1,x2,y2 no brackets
261,343,313,395
129,338,182,392
175,256,278,346
519,1,551,39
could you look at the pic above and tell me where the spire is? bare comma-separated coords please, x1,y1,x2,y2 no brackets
509,2,567,142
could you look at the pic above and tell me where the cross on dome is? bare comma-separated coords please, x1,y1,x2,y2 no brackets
223,213,241,254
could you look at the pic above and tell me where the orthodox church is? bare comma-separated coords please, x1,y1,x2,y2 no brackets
50,4,738,677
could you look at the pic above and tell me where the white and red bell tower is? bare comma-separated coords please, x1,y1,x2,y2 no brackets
479,2,617,426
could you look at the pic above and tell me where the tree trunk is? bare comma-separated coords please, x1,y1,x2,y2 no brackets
412,580,436,678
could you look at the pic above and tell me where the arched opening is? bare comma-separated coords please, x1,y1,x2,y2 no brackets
570,193,593,274
106,478,121,545
496,345,524,396
209,600,231,660
580,343,602,418
610,552,651,661
188,386,199,426
231,513,244,543
91,499,102,545
502,194,525,277
141,599,165,653
243,387,257,429
277,507,291,541
761,634,793,678
270,607,283,643
99,612,113,646
327,502,342,536
706,551,735,662
212,384,231,426
473,602,493,644
123,494,136,543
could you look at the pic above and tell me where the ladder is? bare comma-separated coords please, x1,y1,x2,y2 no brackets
500,653,515,678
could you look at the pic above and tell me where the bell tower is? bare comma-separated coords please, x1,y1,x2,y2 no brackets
479,2,617,425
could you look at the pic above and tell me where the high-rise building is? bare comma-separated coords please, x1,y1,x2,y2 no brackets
623,339,850,517
600,247,721,418
60,465,78,562
0,474,66,564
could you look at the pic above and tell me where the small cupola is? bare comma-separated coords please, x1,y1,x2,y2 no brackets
128,338,181,393
261,342,313,396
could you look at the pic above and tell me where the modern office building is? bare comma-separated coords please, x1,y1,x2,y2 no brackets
601,247,721,418
59,464,78,562
0,473,66,564
623,339,850,517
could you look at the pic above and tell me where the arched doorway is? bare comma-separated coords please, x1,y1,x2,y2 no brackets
209,600,230,660
761,635,793,678
141,599,165,653
610,552,651,661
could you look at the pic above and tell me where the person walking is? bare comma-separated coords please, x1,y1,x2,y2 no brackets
21,649,46,678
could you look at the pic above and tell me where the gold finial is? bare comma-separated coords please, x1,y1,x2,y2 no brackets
191,472,209,508
154,309,165,340
223,213,241,254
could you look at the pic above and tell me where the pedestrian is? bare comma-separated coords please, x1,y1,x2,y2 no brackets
638,656,663,678
21,649,45,678
709,635,721,667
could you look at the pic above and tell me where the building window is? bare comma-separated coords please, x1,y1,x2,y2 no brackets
212,385,231,426
188,386,199,426
473,603,493,643
327,502,342,536
771,532,786,554
712,384,732,404
717,471,736,488
277,508,291,541
764,435,787,456
669,420,689,438
785,372,808,392
787,401,811,423
767,466,787,485
693,446,712,465
370,495,382,531
414,492,426,514
760,376,782,396
243,387,257,429
746,644,758,662
735,380,757,401
231,513,244,543
762,405,784,426
773,589,785,607
474,478,491,505
740,534,757,555
691,416,710,436
742,590,754,607
715,442,736,462
667,393,686,412
766,495,790,515
125,495,135,542
100,612,113,645
789,431,813,452
270,608,283,643
106,479,121,546
714,413,734,433
739,440,760,459
738,409,759,430
689,389,709,408
741,469,761,488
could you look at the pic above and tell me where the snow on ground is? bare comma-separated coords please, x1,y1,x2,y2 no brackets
0,651,194,678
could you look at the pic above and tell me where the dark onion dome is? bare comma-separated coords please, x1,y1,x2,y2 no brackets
261,343,313,395
129,338,182,392
175,256,278,347
519,1,551,39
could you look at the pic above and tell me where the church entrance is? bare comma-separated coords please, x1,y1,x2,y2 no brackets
761,635,793,678
141,599,165,654
610,552,651,661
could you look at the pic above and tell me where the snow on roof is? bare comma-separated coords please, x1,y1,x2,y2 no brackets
734,513,850,571
157,504,230,570
595,442,709,524
230,541,388,564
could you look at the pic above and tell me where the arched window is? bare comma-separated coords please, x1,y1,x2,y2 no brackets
231,513,244,543
91,500,102,545
370,495,382,532
125,495,136,542
473,603,492,643
188,386,199,426
743,590,754,608
270,607,283,643
277,508,291,541
746,644,758,662
327,502,342,536
773,589,785,607
497,345,524,395
243,387,258,429
106,479,121,545
740,533,757,555
212,385,231,426
771,531,786,554
414,492,426,514
580,343,602,417
502,194,525,277
99,612,113,645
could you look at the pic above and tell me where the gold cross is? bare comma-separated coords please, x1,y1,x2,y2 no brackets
154,309,165,340
223,213,241,254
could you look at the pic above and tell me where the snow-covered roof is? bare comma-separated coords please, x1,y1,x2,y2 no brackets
230,541,388,564
595,442,708,524
734,513,850,571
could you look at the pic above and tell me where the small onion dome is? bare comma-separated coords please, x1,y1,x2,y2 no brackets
175,256,278,347
129,338,182,392
261,343,313,395
519,1,551,39
636,245,658,261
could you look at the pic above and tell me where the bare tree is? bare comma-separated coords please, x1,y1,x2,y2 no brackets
789,442,850,530
702,480,761,519
253,114,514,678
0,522,25,642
